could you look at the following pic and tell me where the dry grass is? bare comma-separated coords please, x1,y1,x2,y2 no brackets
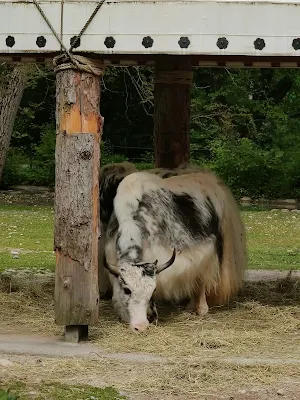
1,277,300,399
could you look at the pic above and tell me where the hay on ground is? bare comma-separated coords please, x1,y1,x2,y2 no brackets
1,276,300,399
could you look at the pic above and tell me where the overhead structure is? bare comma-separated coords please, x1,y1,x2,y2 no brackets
1,0,300,67
1,0,300,341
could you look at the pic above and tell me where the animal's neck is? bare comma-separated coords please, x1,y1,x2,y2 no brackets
117,226,143,265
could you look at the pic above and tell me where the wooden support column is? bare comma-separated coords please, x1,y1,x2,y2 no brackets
54,64,103,342
154,56,193,169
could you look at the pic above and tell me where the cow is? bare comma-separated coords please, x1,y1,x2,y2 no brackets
104,170,247,332
98,161,204,297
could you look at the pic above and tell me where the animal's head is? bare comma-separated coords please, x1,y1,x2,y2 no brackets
105,249,176,332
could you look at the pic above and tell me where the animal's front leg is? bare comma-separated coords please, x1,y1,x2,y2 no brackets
194,288,209,316
186,286,209,316
147,298,158,324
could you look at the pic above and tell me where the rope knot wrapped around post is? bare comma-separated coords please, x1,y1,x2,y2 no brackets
53,54,106,77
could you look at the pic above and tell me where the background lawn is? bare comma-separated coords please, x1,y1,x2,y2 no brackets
0,204,299,272
0,204,55,272
243,209,300,270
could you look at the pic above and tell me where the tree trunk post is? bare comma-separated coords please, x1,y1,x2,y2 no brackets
54,64,103,342
154,56,193,169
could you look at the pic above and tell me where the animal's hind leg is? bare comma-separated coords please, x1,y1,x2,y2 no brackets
186,286,209,316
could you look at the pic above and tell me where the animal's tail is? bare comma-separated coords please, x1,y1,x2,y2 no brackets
207,182,247,306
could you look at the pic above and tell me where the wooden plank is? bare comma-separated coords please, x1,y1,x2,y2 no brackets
153,56,192,168
54,69,101,340
2,0,300,57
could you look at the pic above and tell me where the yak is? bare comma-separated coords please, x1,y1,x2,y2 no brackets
98,161,203,296
104,170,247,332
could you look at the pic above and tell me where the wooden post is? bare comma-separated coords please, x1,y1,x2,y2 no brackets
154,56,193,169
54,66,103,342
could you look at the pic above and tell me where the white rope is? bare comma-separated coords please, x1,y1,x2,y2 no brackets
53,54,105,76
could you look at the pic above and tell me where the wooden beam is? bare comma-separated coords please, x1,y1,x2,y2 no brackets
154,56,192,169
54,67,102,342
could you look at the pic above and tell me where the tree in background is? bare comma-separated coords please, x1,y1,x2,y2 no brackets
0,64,29,182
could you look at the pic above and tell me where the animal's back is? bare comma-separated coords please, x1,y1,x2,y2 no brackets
114,171,222,253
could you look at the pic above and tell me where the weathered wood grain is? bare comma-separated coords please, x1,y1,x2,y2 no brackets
54,69,101,335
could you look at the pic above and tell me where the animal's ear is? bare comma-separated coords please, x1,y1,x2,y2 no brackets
153,260,158,266
104,257,120,277
156,249,176,273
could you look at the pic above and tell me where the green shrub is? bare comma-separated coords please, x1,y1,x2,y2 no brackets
210,137,300,199
2,123,300,199
30,123,56,186
1,148,31,188
135,162,154,170
100,140,128,166
1,123,55,188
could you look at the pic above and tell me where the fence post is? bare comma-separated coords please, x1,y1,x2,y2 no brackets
54,64,103,342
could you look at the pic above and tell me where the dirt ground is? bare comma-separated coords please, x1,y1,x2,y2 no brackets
0,186,54,207
1,188,300,399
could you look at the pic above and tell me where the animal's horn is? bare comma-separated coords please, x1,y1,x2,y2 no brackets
156,249,176,273
104,257,120,277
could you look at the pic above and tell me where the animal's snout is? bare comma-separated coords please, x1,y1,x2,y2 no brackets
130,320,149,333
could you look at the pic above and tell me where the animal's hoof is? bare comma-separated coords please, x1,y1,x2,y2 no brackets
195,305,209,316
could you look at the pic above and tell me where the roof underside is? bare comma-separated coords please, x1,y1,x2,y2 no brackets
1,0,300,67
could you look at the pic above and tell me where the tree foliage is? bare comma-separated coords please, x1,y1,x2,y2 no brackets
2,64,300,198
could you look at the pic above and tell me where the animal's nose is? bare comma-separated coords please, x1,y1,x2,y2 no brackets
130,320,149,333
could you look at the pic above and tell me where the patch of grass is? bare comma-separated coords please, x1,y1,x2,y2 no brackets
0,204,300,272
0,204,55,272
243,210,300,270
0,381,126,400
0,388,19,400
0,252,55,272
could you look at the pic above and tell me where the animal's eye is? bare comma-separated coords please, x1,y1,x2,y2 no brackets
123,287,132,295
